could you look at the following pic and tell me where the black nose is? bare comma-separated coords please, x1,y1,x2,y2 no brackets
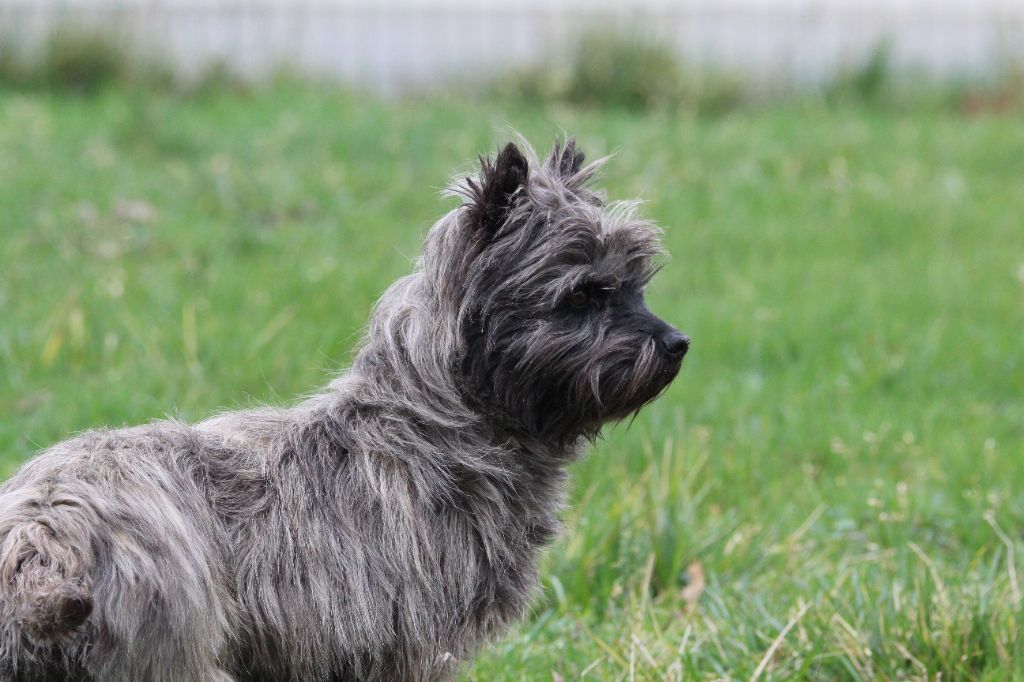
659,330,690,357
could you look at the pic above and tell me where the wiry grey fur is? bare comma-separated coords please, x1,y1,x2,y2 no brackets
0,138,688,681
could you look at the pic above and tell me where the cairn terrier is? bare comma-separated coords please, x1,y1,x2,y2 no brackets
0,138,688,681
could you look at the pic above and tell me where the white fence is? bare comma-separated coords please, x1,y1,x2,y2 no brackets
1,1,1022,92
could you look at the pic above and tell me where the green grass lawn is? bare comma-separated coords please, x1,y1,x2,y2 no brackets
1,85,1022,680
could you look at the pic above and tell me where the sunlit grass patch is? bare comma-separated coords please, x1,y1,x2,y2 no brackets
1,85,1022,679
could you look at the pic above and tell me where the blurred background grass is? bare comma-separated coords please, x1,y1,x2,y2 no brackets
2,17,1024,681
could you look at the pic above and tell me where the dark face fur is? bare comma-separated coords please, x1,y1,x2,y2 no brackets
453,141,688,444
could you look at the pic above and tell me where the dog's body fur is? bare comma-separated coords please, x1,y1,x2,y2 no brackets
0,139,687,681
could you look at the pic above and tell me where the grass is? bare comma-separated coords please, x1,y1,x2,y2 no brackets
1,84,1023,680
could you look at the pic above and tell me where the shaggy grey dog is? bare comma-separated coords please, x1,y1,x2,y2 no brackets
0,138,688,681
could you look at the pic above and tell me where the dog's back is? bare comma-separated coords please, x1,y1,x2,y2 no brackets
0,402,547,682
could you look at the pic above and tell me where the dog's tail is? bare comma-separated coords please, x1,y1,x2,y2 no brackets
0,489,94,644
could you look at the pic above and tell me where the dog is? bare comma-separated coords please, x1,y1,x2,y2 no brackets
0,138,688,681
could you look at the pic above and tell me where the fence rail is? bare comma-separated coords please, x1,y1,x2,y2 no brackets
2,1,1022,92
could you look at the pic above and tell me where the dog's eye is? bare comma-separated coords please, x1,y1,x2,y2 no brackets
568,290,590,308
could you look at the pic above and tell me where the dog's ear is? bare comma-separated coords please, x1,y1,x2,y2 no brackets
466,142,529,233
550,138,585,178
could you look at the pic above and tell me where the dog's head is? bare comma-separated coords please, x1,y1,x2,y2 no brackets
428,139,687,444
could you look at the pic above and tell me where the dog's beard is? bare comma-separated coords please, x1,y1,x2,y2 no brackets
490,335,682,444
578,336,682,430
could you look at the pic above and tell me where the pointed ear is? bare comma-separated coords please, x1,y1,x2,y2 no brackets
466,142,529,232
550,137,585,177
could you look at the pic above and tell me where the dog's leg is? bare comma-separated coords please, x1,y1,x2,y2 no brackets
0,476,233,682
